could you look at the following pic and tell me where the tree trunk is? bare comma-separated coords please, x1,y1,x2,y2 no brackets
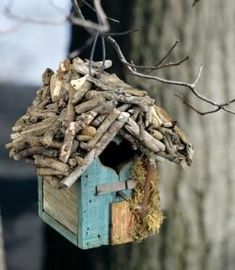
108,1,235,270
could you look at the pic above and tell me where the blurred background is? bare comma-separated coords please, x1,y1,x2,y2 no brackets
1,0,235,270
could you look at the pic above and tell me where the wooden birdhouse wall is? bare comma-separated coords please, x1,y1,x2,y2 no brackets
38,158,133,249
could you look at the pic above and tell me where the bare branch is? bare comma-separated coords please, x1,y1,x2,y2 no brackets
106,36,235,116
81,0,120,23
176,94,235,116
72,0,85,20
69,0,109,33
156,56,189,70
69,35,95,58
93,0,109,32
156,40,179,67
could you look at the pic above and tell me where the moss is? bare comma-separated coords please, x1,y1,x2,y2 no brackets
129,156,164,241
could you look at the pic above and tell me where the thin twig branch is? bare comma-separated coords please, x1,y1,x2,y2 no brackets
156,40,179,67
106,36,235,115
69,35,95,59
2,0,234,116
176,94,235,115
81,0,120,23
156,56,189,70
93,0,109,32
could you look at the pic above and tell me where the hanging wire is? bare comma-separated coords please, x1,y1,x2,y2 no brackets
89,31,99,76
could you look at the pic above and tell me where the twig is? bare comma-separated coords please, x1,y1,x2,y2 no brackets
176,94,235,115
89,31,99,75
107,36,235,115
93,0,109,32
81,0,120,23
156,56,189,70
156,40,179,67
69,35,95,59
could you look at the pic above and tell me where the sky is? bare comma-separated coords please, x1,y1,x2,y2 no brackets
0,0,71,85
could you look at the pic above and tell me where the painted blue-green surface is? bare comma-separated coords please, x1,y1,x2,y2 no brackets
38,156,133,249
77,158,120,249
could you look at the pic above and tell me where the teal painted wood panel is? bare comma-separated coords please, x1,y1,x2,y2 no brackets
77,158,120,249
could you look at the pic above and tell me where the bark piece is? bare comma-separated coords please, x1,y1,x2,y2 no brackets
62,112,130,188
92,100,118,114
80,109,121,150
76,135,93,142
75,111,98,133
154,105,173,127
42,68,54,86
124,118,165,153
34,155,69,174
13,147,58,160
59,122,76,163
8,136,41,153
71,76,92,104
50,74,63,102
87,72,133,91
43,121,62,147
14,117,56,139
72,59,112,76
66,101,75,123
149,129,164,140
92,115,106,127
37,168,68,176
75,96,105,114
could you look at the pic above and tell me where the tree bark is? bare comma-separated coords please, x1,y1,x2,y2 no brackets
109,1,235,270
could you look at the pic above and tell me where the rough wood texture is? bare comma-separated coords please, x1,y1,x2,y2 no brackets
96,180,136,195
108,1,235,270
43,180,77,234
111,201,134,245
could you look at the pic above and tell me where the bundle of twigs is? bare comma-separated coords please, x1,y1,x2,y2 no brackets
6,58,194,189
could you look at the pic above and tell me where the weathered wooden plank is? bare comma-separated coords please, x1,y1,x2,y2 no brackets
38,177,43,218
96,180,136,195
41,212,78,246
111,201,134,245
43,179,77,234
77,158,119,249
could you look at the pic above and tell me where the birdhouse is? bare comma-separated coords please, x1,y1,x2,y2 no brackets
6,58,194,249
38,136,137,249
